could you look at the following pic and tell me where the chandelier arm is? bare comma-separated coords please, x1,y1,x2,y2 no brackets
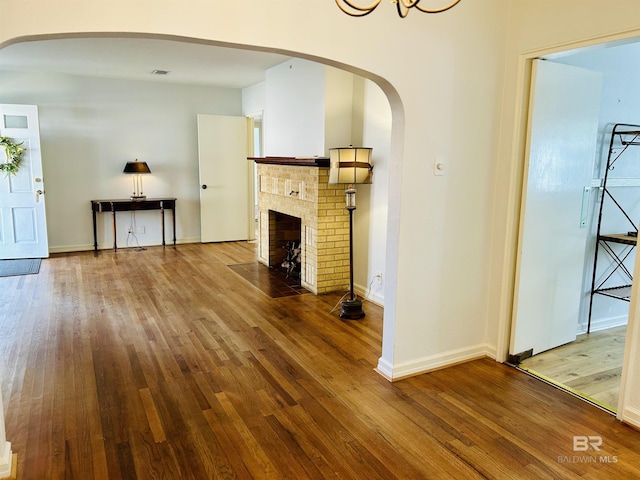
414,0,461,13
335,0,382,16
395,0,411,18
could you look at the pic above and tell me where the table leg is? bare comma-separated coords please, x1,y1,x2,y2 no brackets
172,208,176,246
161,206,166,247
92,209,98,252
112,210,117,251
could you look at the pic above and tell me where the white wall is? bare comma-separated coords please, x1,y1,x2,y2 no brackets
0,70,242,251
242,81,265,118
355,80,391,305
324,67,361,152
264,59,326,157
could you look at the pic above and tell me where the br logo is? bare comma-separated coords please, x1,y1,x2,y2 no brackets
573,436,602,452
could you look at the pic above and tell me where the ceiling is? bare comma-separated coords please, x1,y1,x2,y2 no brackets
0,37,292,89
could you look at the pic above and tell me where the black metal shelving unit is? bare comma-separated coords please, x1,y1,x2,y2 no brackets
588,123,640,333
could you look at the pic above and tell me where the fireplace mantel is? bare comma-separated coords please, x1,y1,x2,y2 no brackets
248,156,329,167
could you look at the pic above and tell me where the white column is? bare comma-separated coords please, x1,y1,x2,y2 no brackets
0,388,12,479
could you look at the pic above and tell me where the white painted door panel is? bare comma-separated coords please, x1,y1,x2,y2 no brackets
197,114,249,243
511,60,602,355
0,104,48,259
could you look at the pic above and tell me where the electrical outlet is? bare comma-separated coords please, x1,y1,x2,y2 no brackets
138,226,145,234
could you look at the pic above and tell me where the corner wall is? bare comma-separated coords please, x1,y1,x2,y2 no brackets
255,58,391,304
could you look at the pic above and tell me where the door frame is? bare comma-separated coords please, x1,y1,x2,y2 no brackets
246,110,264,242
496,31,640,422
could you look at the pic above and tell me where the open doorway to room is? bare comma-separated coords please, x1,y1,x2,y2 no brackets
0,36,391,311
510,38,640,413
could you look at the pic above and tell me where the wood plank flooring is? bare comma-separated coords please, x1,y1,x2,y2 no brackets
2,242,640,479
520,326,626,411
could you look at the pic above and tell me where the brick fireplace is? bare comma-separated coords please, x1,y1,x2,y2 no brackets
252,157,351,295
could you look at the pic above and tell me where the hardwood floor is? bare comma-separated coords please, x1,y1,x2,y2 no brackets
2,242,640,479
520,326,626,412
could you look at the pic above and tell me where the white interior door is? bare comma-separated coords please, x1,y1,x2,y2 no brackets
197,114,250,243
511,60,602,356
0,104,48,259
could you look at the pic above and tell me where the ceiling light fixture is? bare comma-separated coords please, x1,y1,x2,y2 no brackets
151,69,170,75
335,0,461,18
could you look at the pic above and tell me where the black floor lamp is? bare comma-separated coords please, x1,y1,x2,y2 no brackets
329,146,373,319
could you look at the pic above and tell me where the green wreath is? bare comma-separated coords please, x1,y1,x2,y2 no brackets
0,136,26,176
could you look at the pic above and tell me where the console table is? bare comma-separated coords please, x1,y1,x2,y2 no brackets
91,198,177,252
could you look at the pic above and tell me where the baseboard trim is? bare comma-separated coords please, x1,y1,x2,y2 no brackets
579,314,628,334
375,357,394,381
621,406,640,430
375,343,496,382
49,238,200,254
355,284,384,307
0,445,14,480
49,244,94,254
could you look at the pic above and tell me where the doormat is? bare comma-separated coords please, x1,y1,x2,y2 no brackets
228,262,309,298
0,258,42,277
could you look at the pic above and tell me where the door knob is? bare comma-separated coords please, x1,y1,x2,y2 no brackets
201,184,207,190
35,189,44,202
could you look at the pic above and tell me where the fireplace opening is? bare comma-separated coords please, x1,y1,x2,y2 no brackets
269,211,302,280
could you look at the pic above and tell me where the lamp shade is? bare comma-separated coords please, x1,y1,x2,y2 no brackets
123,160,151,174
328,147,373,184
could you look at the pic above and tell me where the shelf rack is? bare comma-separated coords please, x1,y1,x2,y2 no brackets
588,123,640,333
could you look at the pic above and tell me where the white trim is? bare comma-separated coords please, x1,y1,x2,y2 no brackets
494,50,533,364
620,406,640,430
48,244,94,254
375,343,496,381
0,441,11,479
524,26,640,60
355,282,384,307
48,237,200,254
578,315,628,334
0,444,10,479
375,356,394,381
